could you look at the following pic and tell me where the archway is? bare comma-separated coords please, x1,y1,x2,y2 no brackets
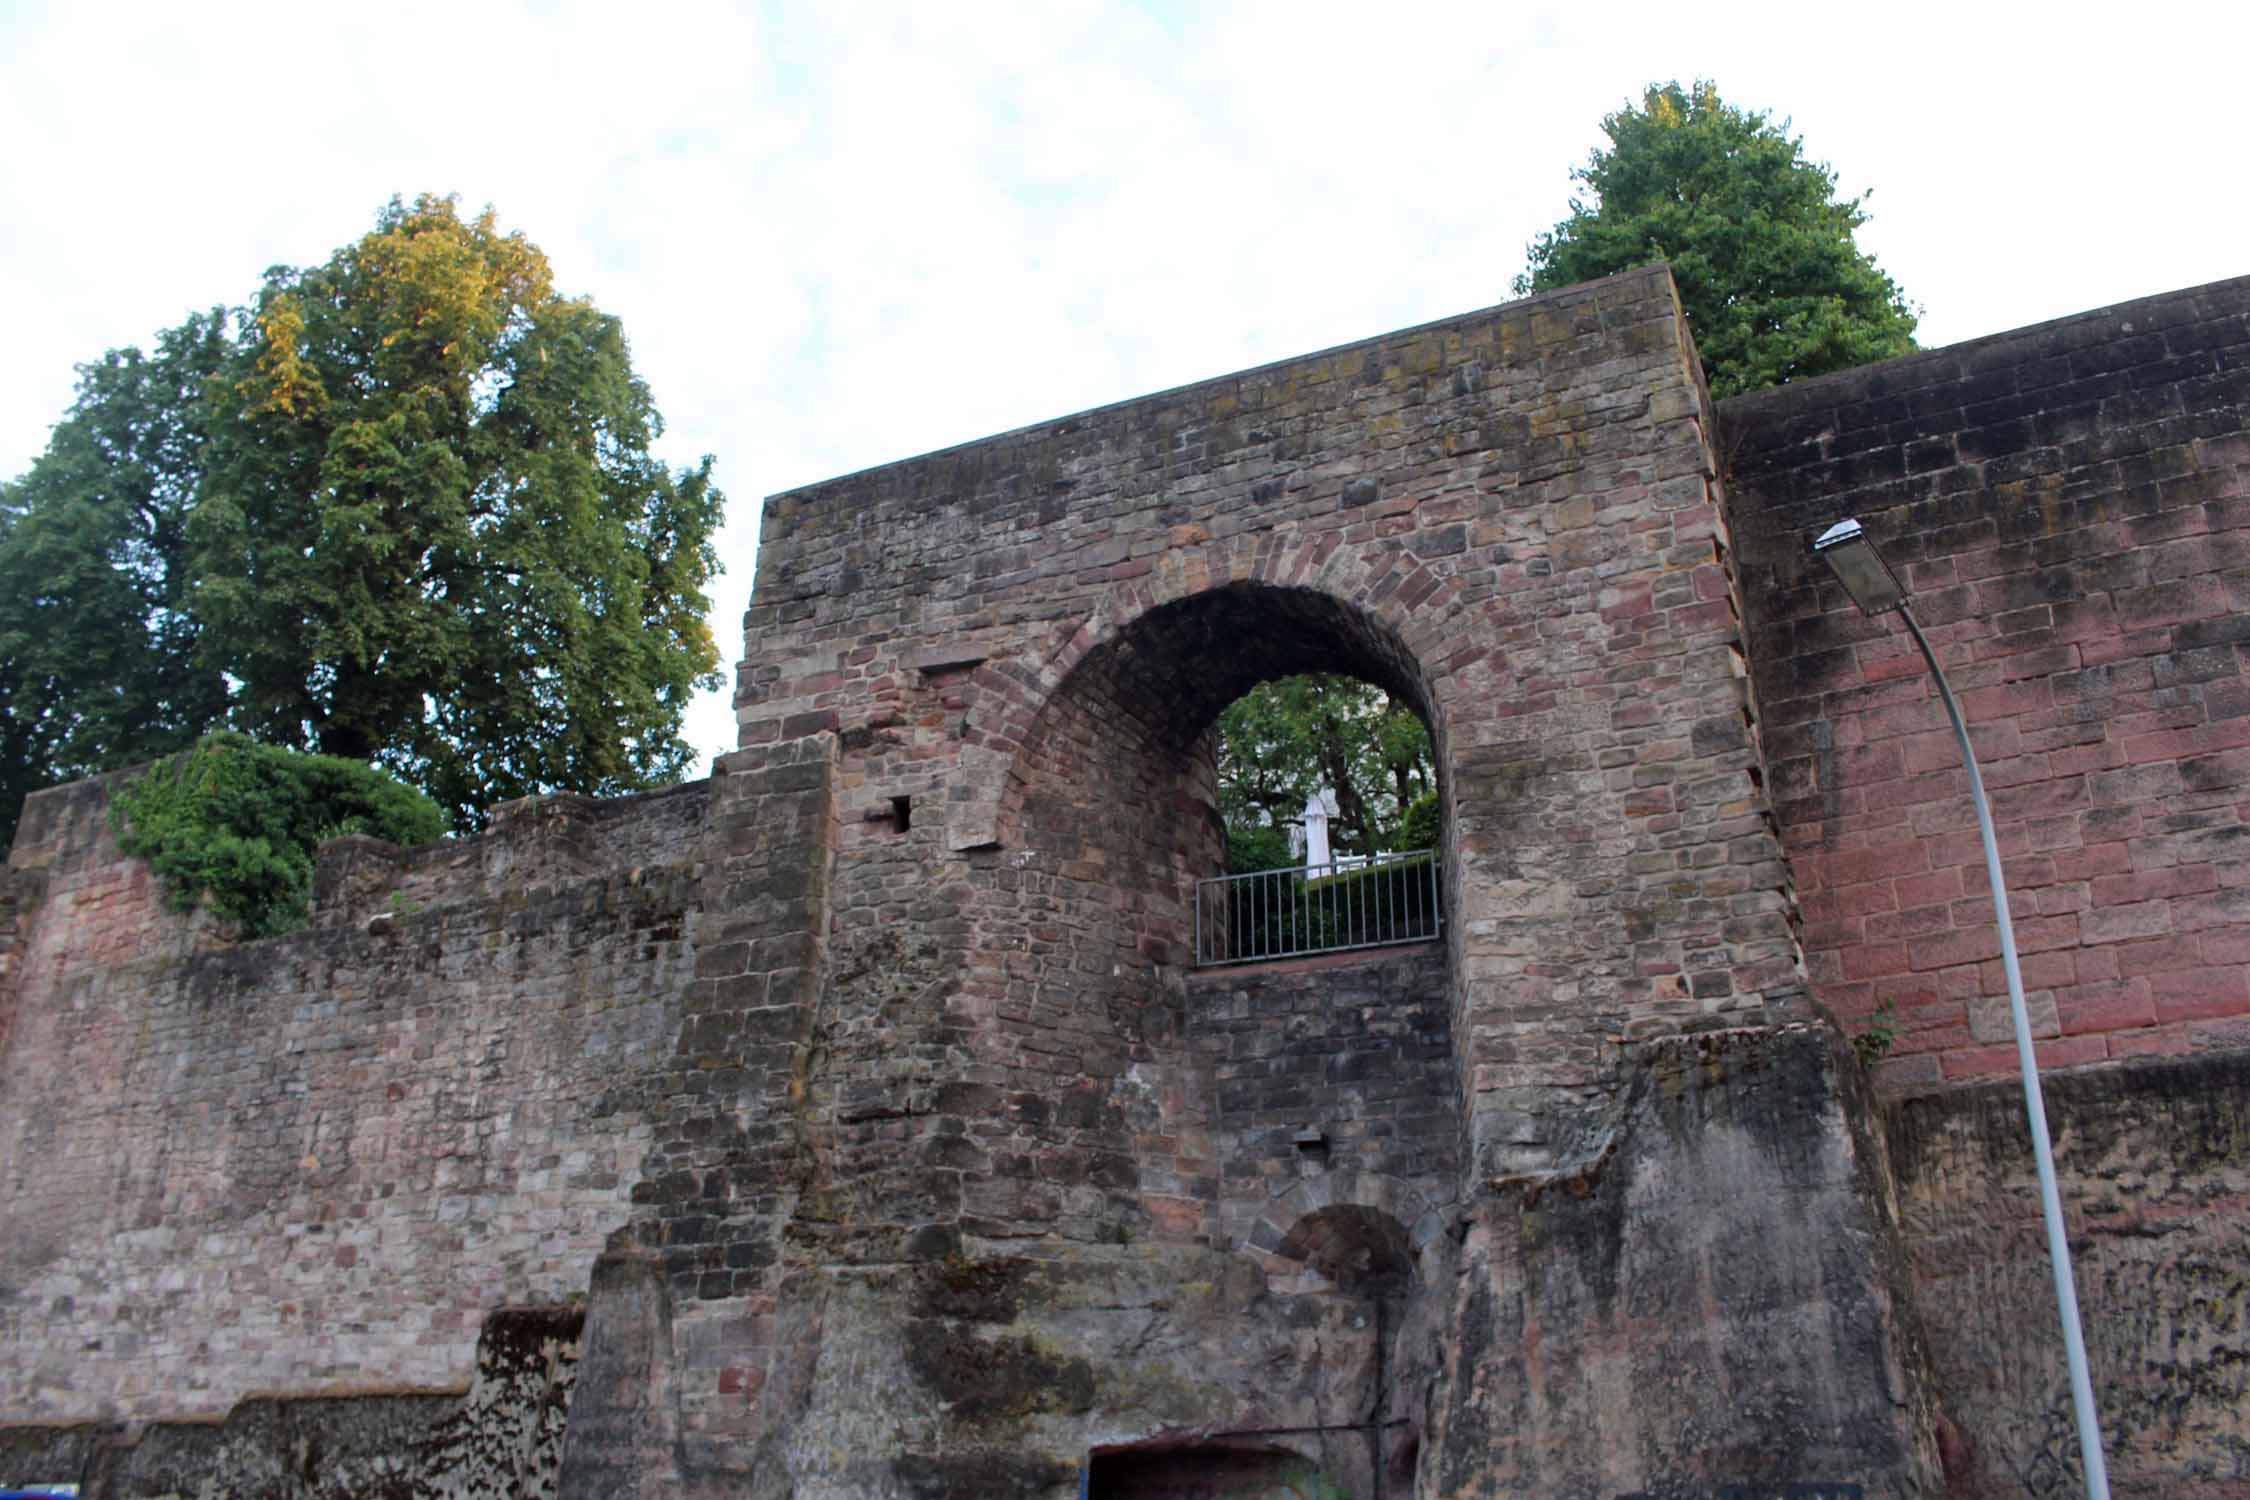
1000,581,1449,975
939,581,1461,1257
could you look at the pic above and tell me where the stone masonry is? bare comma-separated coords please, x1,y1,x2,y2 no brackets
2,266,2247,1497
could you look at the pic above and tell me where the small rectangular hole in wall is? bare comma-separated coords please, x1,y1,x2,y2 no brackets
891,795,912,833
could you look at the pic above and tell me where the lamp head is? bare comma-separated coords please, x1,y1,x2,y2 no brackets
1811,518,1908,616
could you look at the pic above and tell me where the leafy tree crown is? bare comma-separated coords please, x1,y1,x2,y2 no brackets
1216,674,1434,863
1516,80,1918,398
2,195,725,844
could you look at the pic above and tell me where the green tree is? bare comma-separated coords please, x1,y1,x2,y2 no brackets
1,195,724,842
1,315,233,841
1215,675,1433,861
1516,80,1918,399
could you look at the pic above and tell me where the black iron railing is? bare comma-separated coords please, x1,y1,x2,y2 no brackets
1194,849,1441,966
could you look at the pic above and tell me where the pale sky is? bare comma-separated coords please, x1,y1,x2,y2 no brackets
5,0,2244,771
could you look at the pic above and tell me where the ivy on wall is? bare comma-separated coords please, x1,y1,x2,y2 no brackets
110,732,446,939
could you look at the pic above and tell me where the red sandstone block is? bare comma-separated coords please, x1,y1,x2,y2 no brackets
1979,753,2059,791
2080,628,2174,668
1836,742,1907,784
2077,899,2176,944
1825,841,1931,886
2172,887,2250,932
1958,678,2054,721
2199,926,2250,965
2145,530,2250,581
2077,945,2122,982
2094,762,2187,807
2208,679,2250,720
2116,935,2204,976
2091,865,2218,905
2047,737,2129,781
1941,1035,2109,1079
1927,824,2034,872
1990,776,2092,823
2115,575,2231,630
1830,880,1902,917
1842,941,1916,981
1866,905,1955,942
1864,772,1968,813
2124,716,2250,764
1856,697,1950,742
1909,926,2000,971
1874,1053,1943,1088
2148,965,2250,1021
2056,981,2157,1034
2104,1027,2196,1060
2047,596,2120,643
1981,948,2078,993
1890,868,1965,913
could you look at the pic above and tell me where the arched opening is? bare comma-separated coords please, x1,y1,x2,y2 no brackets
1273,1203,1416,1298
1003,582,1448,975
1086,1441,1355,1499
951,581,1461,1251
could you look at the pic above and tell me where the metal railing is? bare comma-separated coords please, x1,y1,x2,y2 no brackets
1194,848,1442,966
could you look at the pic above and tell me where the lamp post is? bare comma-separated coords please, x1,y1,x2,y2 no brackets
1811,518,2111,1499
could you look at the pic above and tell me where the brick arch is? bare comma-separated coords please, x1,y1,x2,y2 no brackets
944,529,1480,853
1252,1169,1447,1291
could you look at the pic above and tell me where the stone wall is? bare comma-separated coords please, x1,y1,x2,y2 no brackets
0,775,707,1425
1720,274,2250,1088
20,266,2250,1495
1184,944,1457,1265
1891,1047,2250,1495
743,262,1799,1191
0,1305,583,1499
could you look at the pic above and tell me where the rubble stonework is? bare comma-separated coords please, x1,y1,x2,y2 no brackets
1,266,2246,1497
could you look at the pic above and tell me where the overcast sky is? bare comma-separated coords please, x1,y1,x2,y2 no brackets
5,0,2243,770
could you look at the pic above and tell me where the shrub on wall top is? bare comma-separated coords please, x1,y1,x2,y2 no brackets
110,732,447,939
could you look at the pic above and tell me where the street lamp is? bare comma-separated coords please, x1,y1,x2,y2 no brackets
1811,518,2112,1499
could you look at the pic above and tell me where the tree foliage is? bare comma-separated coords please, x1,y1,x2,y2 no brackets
1,316,233,846
1215,674,1434,861
1,195,723,844
1517,80,1918,399
111,732,448,939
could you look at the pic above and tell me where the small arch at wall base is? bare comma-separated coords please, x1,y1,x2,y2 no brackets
1087,1440,1361,1500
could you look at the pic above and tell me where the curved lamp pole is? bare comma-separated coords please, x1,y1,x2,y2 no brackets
1811,519,2111,1500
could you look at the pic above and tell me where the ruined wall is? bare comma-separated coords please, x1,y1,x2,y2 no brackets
1720,274,2250,1087
628,262,1905,1498
0,1306,583,1499
1720,274,2250,1499
1891,1048,2250,1495
43,264,2250,1495
1184,944,1457,1263
0,776,708,1425
743,262,1800,1186
1415,1025,1939,1498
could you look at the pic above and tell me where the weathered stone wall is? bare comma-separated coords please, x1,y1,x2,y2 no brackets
1720,274,2250,1088
0,776,706,1425
0,1305,583,1499
594,262,1901,1498
744,262,1798,1188
1413,1025,1941,1499
1890,1048,2250,1495
29,266,2250,1495
1184,945,1457,1264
